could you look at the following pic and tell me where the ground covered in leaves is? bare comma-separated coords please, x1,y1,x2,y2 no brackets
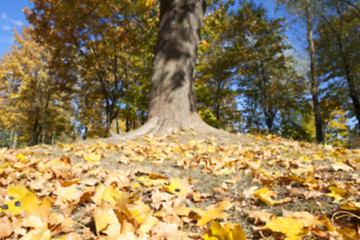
1,130,360,239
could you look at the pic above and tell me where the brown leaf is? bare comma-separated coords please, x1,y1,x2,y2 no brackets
0,216,13,238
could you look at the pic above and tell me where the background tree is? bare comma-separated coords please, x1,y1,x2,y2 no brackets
315,0,360,133
0,27,74,146
275,0,325,143
196,1,240,131
228,1,305,134
25,0,158,137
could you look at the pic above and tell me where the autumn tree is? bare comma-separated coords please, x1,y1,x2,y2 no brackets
0,27,74,146
227,1,305,134
196,1,240,130
25,0,158,137
315,0,360,133
275,0,325,143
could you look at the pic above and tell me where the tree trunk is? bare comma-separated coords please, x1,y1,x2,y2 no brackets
116,117,120,134
30,108,40,146
306,0,324,143
12,127,18,149
105,109,112,137
40,91,52,144
337,38,360,131
110,0,217,139
147,0,209,134
334,3,360,132
318,2,360,132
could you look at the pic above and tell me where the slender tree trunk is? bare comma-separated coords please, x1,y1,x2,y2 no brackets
316,2,360,132
51,131,56,145
337,39,360,131
12,127,18,149
126,118,131,132
334,3,360,131
306,0,324,143
116,117,120,134
105,109,112,137
40,91,51,144
265,110,276,134
30,108,40,146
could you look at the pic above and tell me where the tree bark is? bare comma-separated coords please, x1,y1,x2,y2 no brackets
110,0,217,139
306,0,324,143
147,0,209,134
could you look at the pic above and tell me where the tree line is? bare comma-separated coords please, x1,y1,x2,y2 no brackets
0,0,359,147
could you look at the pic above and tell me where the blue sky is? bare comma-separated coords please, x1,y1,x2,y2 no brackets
0,0,30,56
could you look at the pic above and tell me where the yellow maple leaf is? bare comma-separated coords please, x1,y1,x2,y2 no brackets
203,221,248,240
327,186,347,203
163,177,192,196
16,153,26,162
265,216,305,240
1,199,22,215
253,187,292,205
19,225,51,240
197,200,233,227
253,187,277,205
128,200,152,224
7,184,29,199
138,176,167,187
21,191,41,215
94,202,121,237
336,227,359,240
93,184,123,206
54,184,83,206
84,153,101,163
341,201,360,211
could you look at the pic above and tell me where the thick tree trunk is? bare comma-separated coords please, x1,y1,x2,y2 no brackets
306,0,324,144
147,0,210,134
110,0,216,139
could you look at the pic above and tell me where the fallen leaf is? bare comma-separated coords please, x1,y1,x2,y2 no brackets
0,216,13,238
197,200,233,227
163,177,192,196
94,202,121,236
265,216,305,240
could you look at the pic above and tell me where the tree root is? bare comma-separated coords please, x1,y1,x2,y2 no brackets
105,115,225,143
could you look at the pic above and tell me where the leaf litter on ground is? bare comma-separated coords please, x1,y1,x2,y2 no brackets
0,130,360,239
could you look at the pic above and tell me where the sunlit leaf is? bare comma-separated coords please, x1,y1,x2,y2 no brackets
163,177,192,196
197,200,233,227
265,216,305,240
94,202,121,236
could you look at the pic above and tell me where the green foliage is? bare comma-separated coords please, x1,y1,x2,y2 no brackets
229,1,306,134
0,130,10,147
196,1,240,130
280,110,315,142
316,2,360,135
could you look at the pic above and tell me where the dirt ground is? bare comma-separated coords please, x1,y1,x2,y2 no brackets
1,130,360,239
